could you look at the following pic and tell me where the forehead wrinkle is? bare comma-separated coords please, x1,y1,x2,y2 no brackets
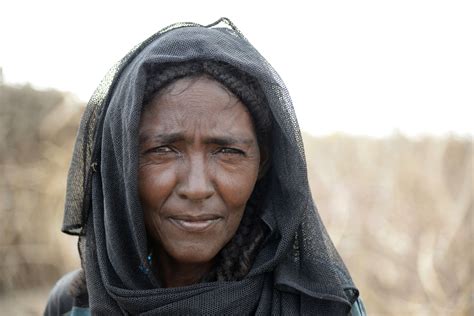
148,77,245,118
203,135,256,146
140,76,256,146
170,77,238,110
172,75,239,104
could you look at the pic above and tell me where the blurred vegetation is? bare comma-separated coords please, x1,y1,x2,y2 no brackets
0,83,472,315
305,133,472,315
0,83,82,315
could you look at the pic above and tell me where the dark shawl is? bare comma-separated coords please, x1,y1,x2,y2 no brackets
62,18,359,315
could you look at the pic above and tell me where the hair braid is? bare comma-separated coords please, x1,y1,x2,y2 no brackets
215,183,267,281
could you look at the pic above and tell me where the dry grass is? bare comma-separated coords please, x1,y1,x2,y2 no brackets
304,134,473,315
0,84,81,296
1,84,472,315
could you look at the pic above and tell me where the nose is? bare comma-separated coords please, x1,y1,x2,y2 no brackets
176,154,215,201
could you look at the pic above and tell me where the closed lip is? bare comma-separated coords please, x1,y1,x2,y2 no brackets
168,214,223,232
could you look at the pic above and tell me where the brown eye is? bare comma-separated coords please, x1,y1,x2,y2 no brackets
148,146,175,155
216,147,245,155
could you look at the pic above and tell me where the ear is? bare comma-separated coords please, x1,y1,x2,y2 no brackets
258,148,270,179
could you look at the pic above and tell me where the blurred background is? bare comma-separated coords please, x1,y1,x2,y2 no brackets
1,1,472,315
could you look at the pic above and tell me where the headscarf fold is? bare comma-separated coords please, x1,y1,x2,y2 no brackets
62,18,359,315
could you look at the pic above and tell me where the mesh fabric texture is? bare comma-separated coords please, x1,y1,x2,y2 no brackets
62,18,359,315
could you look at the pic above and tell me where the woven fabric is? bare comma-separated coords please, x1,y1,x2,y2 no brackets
62,18,359,315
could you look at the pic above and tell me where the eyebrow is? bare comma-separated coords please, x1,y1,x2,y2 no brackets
139,132,184,145
139,132,254,146
203,136,254,146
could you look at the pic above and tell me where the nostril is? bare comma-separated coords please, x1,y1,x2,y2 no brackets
177,184,214,200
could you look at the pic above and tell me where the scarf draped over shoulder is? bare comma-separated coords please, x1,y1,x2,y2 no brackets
61,18,360,315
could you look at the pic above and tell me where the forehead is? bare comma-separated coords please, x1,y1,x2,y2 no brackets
140,77,256,138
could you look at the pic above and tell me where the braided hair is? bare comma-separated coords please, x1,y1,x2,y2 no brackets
143,60,272,281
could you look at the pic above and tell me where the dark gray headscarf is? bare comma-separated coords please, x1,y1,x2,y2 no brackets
62,18,359,315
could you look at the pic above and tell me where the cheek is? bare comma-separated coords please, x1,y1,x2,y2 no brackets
138,165,176,212
215,162,260,208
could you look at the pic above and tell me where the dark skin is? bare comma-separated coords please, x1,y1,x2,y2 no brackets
138,76,262,287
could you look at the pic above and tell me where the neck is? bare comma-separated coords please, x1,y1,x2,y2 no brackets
152,246,214,288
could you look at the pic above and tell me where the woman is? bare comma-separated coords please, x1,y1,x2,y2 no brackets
45,18,365,315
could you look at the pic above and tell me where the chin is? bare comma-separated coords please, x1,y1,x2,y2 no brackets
168,244,221,264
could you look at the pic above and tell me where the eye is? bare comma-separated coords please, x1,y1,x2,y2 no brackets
216,147,245,155
146,145,176,155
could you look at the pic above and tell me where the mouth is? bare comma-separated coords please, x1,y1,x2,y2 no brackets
168,215,222,232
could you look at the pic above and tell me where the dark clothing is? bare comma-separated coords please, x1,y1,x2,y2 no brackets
45,270,367,315
44,270,88,316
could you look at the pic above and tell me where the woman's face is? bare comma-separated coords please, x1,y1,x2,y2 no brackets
138,76,261,268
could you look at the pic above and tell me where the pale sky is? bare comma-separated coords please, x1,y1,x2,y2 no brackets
1,0,473,137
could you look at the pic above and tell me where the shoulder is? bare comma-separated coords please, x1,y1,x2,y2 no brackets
350,297,367,316
44,269,90,316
